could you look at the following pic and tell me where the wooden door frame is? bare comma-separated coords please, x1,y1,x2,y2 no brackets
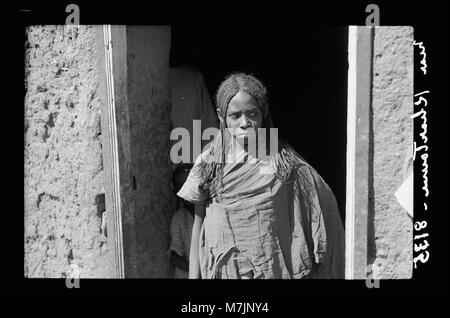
345,26,374,279
95,25,133,278
95,24,373,279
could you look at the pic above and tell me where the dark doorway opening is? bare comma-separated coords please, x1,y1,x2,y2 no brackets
170,26,348,221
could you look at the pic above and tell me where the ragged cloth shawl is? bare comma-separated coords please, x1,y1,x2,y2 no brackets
177,145,345,279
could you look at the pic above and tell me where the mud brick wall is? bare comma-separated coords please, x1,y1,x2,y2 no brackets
24,25,113,278
371,26,414,279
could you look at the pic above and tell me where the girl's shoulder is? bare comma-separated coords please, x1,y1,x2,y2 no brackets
274,141,325,184
276,141,309,168
193,143,215,167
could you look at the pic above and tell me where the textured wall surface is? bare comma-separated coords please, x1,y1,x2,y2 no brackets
127,26,174,278
24,25,113,278
371,26,413,279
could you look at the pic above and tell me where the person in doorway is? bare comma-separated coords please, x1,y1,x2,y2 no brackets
170,65,218,168
168,163,196,278
177,73,345,279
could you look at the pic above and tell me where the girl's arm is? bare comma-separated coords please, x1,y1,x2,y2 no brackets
189,203,206,279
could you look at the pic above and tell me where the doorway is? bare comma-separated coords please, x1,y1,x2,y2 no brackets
170,26,348,220
96,25,349,278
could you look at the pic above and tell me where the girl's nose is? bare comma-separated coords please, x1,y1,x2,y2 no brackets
240,115,250,129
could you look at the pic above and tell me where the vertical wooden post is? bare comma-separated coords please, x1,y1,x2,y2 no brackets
95,25,138,278
95,25,125,278
345,26,374,279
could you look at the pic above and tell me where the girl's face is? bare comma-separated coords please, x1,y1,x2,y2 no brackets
220,90,263,141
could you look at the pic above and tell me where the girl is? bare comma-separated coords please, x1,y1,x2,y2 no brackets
177,73,344,279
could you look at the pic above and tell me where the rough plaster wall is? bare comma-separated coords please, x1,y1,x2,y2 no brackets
371,26,413,279
24,25,113,278
127,26,174,277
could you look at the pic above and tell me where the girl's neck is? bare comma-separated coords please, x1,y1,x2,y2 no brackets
227,135,267,163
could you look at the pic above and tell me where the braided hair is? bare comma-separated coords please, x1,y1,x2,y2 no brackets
196,72,303,198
